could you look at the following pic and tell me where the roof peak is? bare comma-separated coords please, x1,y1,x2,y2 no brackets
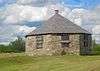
55,10,59,14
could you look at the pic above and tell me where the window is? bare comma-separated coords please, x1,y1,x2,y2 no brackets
84,34,88,40
61,34,69,48
36,35,43,42
61,34,69,41
36,35,43,49
61,42,69,48
36,43,43,49
84,42,88,47
83,34,88,47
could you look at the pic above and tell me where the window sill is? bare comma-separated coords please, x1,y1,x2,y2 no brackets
60,40,70,43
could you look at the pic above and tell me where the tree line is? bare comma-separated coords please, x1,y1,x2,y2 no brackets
0,37,25,53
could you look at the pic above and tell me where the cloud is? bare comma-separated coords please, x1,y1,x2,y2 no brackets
2,4,46,24
0,0,16,7
19,25,36,33
0,24,36,43
44,4,71,19
17,0,33,5
0,25,19,43
92,25,100,44
17,0,61,6
2,3,71,24
17,25,36,36
3,15,18,24
68,8,89,26
92,25,100,35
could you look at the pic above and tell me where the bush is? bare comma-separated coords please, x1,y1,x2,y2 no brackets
61,49,66,56
9,37,25,53
92,44,100,55
0,45,13,53
0,37,25,53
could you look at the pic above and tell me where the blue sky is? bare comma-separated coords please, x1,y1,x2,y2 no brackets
0,0,100,44
64,0,100,8
0,0,100,8
0,0,16,6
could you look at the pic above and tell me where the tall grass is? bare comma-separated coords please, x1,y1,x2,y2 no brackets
0,54,100,71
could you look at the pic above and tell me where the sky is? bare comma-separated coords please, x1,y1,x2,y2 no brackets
0,0,100,44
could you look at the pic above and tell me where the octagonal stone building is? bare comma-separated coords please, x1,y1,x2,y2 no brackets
25,10,92,55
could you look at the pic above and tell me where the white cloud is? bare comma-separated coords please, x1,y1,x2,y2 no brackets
92,25,100,44
0,24,36,44
2,4,71,24
92,25,100,35
92,25,100,41
74,18,82,26
17,0,33,5
19,25,36,34
0,25,18,35
0,25,19,43
3,15,18,24
17,0,60,6
19,6,46,22
44,4,71,19
68,8,89,26
3,4,46,24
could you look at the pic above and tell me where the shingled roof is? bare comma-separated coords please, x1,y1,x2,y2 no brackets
27,10,91,36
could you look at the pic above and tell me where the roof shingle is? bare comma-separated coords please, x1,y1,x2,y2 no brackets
27,10,91,36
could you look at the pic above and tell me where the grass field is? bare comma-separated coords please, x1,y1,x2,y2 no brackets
0,53,100,71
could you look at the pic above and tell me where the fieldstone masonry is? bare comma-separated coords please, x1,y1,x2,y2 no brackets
25,34,91,55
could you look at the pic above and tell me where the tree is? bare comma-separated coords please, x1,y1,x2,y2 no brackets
9,36,25,52
92,39,96,50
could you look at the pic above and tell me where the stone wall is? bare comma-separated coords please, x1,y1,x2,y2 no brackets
68,34,80,54
26,34,82,55
25,36,36,52
26,35,54,55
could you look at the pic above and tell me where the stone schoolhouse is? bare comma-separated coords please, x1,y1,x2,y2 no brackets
25,10,92,55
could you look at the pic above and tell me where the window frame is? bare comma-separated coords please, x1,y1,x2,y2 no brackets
61,42,69,48
36,35,43,49
61,34,69,41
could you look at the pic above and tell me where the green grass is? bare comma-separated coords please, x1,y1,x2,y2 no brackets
0,53,100,71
